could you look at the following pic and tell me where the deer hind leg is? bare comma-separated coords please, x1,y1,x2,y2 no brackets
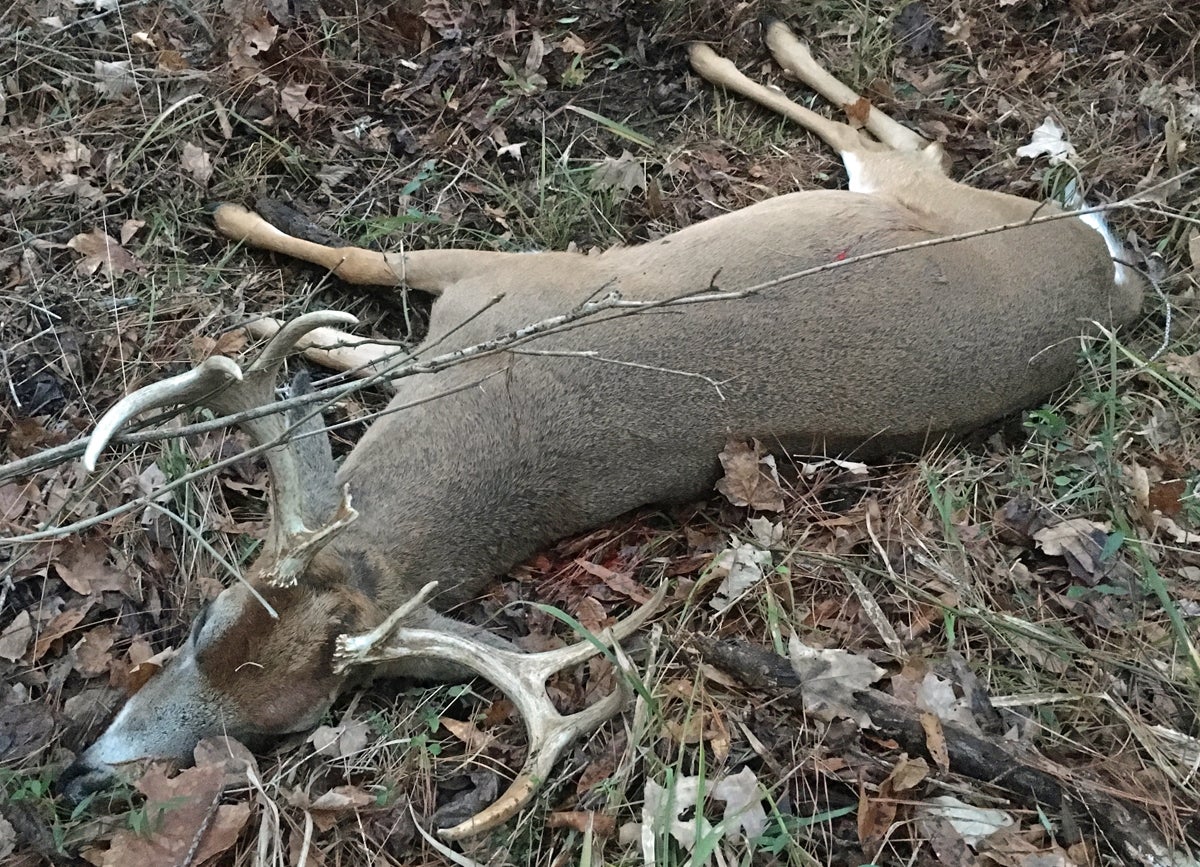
763,20,929,154
212,203,522,296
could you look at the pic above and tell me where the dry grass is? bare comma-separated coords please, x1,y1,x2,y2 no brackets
1,0,1199,865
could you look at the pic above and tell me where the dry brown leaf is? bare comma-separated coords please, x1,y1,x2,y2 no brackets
191,329,248,361
844,96,872,128
574,595,609,632
307,785,376,830
0,611,33,662
889,754,930,791
31,605,89,661
857,783,896,849
1165,351,1200,387
54,538,130,596
194,736,258,787
67,229,146,278
715,438,784,512
547,810,617,836
560,33,587,54
73,626,116,677
574,559,652,603
1188,231,1199,276
125,646,173,694
440,716,495,753
920,709,950,770
99,762,249,867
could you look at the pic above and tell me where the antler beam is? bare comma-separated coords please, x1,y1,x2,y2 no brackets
333,580,667,839
84,311,362,586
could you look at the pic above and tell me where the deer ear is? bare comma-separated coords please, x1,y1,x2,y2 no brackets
285,371,339,527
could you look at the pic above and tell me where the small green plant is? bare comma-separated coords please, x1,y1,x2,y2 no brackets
561,53,588,88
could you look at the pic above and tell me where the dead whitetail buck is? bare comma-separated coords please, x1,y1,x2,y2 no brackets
61,22,1142,836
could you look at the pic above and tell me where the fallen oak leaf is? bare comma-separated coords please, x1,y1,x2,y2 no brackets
97,762,250,867
68,229,146,278
715,438,785,512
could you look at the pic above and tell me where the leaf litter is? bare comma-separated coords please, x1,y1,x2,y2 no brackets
1,0,1197,863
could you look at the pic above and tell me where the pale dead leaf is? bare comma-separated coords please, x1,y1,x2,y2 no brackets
711,766,767,842
1032,518,1114,584
1189,232,1200,276
642,767,766,858
715,438,785,512
181,142,214,184
280,82,317,122
708,539,772,613
307,782,372,811
916,795,1013,845
93,59,135,99
748,516,783,548
1016,117,1078,166
560,33,587,54
1165,351,1200,387
0,611,33,662
0,813,14,862
917,672,979,730
307,717,370,758
68,229,146,278
788,633,885,726
120,219,145,245
590,150,646,194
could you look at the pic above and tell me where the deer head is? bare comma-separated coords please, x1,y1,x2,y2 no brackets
59,311,662,839
60,312,366,797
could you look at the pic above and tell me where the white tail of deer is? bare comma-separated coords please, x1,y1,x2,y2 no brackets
60,21,1142,837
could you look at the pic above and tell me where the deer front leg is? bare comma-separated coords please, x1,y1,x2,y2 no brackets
211,203,522,295
242,317,402,382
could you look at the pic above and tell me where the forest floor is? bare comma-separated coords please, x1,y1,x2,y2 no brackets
2,0,1199,865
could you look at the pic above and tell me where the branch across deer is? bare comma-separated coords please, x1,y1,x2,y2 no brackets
58,21,1143,838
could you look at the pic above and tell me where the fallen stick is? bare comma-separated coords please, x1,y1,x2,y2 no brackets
691,636,1190,867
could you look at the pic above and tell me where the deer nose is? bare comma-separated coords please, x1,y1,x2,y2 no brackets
55,758,115,804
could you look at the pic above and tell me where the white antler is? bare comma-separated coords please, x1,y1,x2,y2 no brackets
84,311,361,586
333,580,667,839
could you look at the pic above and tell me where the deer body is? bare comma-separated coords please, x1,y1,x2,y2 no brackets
62,23,1142,836
330,187,1127,612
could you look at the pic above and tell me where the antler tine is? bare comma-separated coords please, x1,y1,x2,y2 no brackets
83,356,243,473
333,580,668,839
84,311,363,588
